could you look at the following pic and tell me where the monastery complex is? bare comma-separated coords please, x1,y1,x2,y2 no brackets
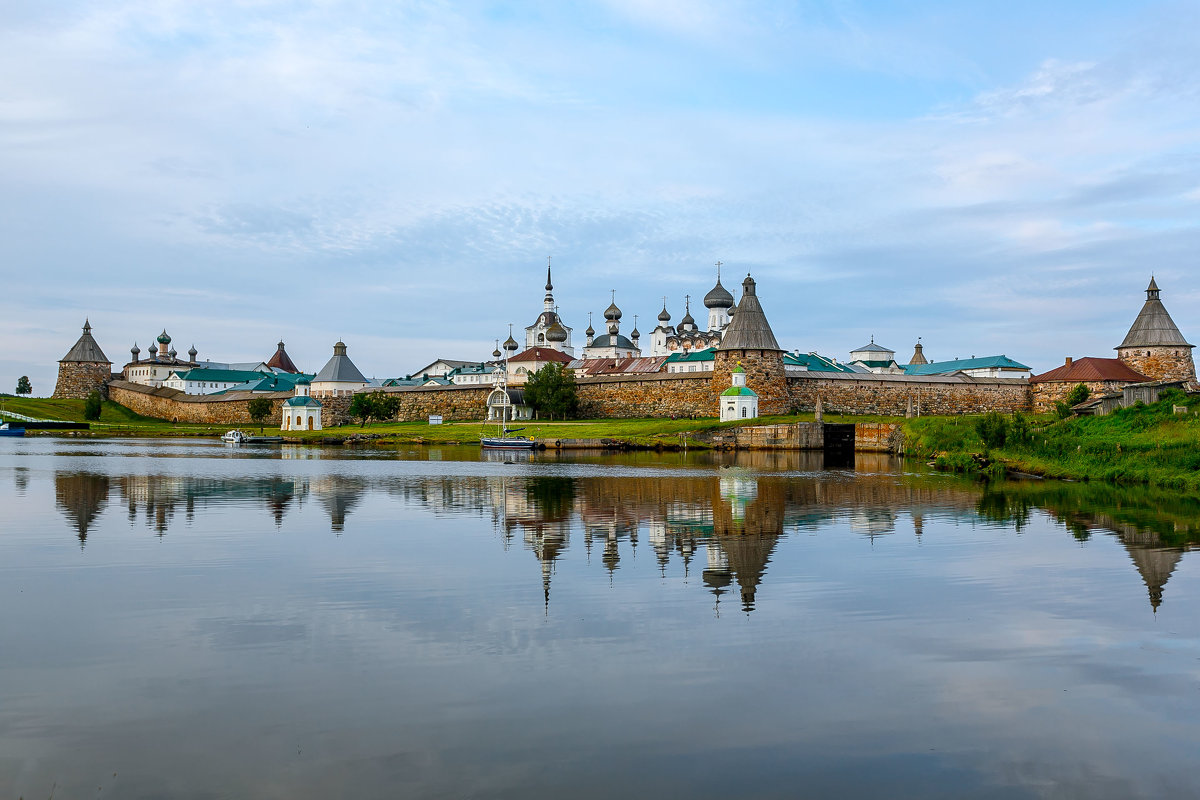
50,263,1195,429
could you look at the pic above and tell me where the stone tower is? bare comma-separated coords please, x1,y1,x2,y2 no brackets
712,275,788,414
1115,278,1195,383
52,319,112,399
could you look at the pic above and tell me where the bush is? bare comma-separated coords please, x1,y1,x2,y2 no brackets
1054,400,1074,420
975,411,1008,450
83,391,102,421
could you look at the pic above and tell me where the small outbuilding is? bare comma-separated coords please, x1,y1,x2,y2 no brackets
720,364,759,421
282,377,322,431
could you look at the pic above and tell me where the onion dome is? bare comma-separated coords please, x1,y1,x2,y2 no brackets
131,343,140,358
492,346,502,359
157,329,171,346
604,300,622,321
630,326,640,340
704,277,735,309
727,303,736,318
585,321,595,336
188,344,198,360
546,319,568,343
657,304,671,323
680,301,695,329
295,376,311,385
504,334,519,352
167,347,177,360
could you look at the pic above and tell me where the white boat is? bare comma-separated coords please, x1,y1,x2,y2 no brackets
222,430,246,444
223,429,284,445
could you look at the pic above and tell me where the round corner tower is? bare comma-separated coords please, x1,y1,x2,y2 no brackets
1115,278,1195,383
53,319,113,399
712,274,789,414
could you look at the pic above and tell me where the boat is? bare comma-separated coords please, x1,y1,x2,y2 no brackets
481,350,537,450
222,430,284,445
481,428,536,450
0,422,25,437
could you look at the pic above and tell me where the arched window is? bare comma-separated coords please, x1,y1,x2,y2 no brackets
741,406,748,418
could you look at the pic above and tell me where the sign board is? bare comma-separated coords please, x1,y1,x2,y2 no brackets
428,414,443,425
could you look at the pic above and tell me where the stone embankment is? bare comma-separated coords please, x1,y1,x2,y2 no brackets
695,422,903,453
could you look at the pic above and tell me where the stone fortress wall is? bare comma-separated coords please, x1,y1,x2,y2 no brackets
52,363,112,400
1117,346,1196,384
107,381,292,425
107,370,1034,427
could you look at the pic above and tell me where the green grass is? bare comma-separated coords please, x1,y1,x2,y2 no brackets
901,394,1200,492
0,395,260,436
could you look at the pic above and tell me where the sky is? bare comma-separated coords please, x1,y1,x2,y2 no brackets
3,0,1200,393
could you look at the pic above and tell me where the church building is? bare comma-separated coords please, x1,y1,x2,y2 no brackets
524,261,574,356
581,293,640,359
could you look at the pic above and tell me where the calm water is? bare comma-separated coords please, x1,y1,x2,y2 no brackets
3,438,1200,799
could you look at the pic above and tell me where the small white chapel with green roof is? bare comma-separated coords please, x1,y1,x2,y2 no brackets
720,363,758,421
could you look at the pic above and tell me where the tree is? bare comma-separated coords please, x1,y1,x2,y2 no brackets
348,391,399,427
523,363,579,420
247,397,273,433
15,376,31,395
83,390,102,421
1065,383,1090,407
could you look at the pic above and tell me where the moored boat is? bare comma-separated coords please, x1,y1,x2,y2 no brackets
0,423,26,437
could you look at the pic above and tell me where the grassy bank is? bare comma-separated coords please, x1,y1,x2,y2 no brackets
1,395,898,447
903,392,1200,491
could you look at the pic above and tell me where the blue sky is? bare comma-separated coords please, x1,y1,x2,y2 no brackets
3,0,1200,392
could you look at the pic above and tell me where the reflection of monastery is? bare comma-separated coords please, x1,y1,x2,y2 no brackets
47,465,1197,613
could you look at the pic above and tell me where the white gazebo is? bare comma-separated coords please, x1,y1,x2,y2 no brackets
282,377,323,431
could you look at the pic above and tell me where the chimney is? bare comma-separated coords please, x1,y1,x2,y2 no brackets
1065,356,1073,368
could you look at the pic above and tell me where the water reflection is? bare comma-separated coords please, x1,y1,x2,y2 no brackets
47,459,1200,613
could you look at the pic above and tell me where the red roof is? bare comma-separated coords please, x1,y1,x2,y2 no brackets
577,356,668,375
266,343,299,373
1029,357,1149,384
508,347,573,364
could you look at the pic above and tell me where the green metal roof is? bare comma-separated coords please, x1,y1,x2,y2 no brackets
720,386,757,396
664,347,716,363
171,368,267,383
285,396,323,407
902,355,1030,376
784,352,857,373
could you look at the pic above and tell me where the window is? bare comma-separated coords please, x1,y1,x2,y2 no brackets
741,407,748,418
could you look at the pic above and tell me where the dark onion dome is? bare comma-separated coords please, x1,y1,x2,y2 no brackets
630,326,640,339
704,278,735,309
503,334,519,352
657,304,671,322
188,344,198,359
680,306,696,329
167,347,177,359
545,263,553,292
492,347,502,359
585,321,595,336
157,329,171,345
604,300,622,321
716,274,782,352
131,343,140,356
727,303,736,318
589,334,636,349
546,320,568,342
